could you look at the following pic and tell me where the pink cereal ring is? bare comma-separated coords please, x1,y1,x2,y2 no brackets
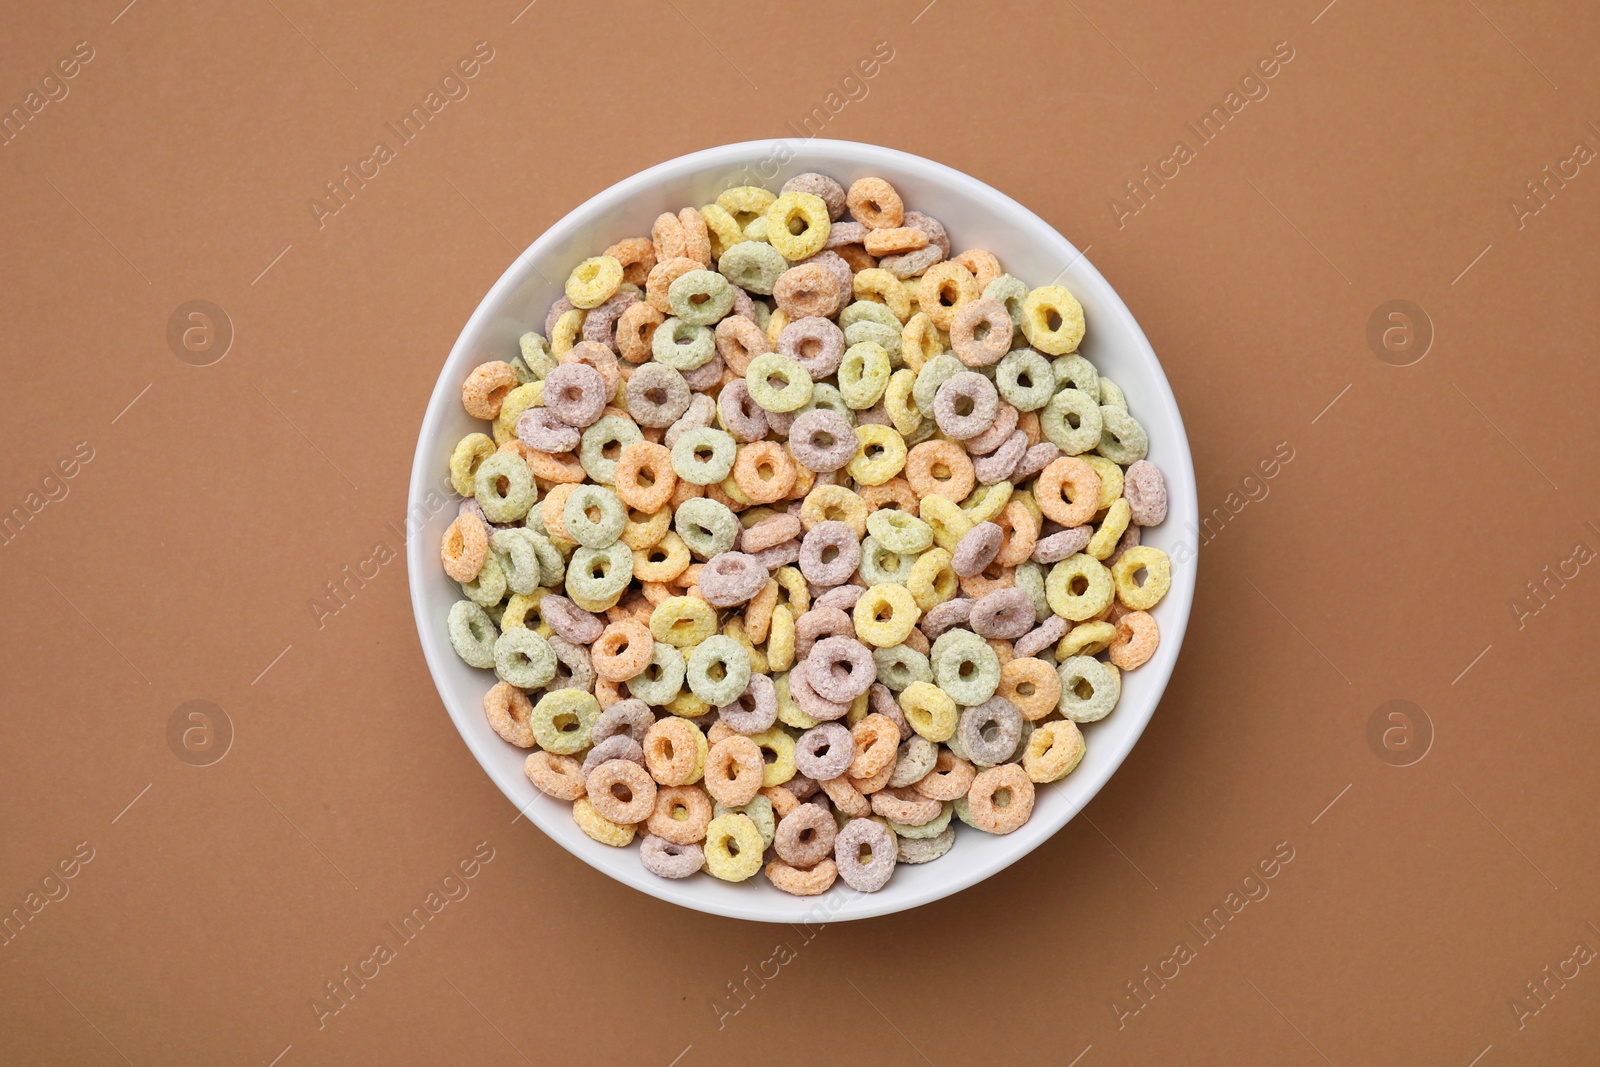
585,758,657,825
949,297,1014,368
870,785,942,826
1123,460,1169,526
833,817,897,892
542,362,608,428
774,802,838,867
640,835,704,879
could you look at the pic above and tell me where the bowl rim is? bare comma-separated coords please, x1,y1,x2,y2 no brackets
407,138,1198,922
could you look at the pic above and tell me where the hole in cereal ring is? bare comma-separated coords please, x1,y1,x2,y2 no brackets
954,396,974,417
1046,310,1063,330
554,713,579,733
1073,679,1093,700
727,837,741,856
994,787,1012,808
1132,567,1149,586
1069,576,1089,595
959,661,976,679
1017,682,1036,697
857,842,873,863
672,805,688,821
821,546,839,564
612,783,633,803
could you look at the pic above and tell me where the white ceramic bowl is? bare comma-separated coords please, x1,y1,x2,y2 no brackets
408,139,1197,922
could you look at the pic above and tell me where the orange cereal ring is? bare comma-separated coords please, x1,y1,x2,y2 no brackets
441,513,488,582
615,301,665,364
678,206,712,266
849,714,901,778
525,750,587,800
484,681,536,747
586,758,657,824
863,226,928,256
594,676,626,706
904,440,976,501
819,774,871,818
772,262,841,320
993,500,1039,567
760,783,801,819
604,236,656,287
715,314,770,375
1034,456,1103,527
703,736,765,806
858,478,919,514
918,262,980,332
539,483,578,541
765,857,838,896
914,748,975,801
648,784,713,844
835,243,877,275
959,562,1015,599
744,579,779,644
1018,409,1042,447
952,249,1002,290
732,441,797,504
651,211,688,262
592,618,654,682
614,441,676,512
644,716,704,786
849,755,895,795
967,763,1035,834
622,506,672,551
523,448,587,484
997,656,1061,721
462,361,518,419
645,256,704,316
846,176,905,229
1108,609,1160,670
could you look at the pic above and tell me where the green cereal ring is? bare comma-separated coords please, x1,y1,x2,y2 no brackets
872,644,933,691
474,452,537,523
687,634,752,706
1045,552,1115,621
628,642,685,705
1057,655,1121,723
745,352,813,413
461,552,507,607
931,628,1001,705
579,415,643,485
715,794,775,849
1051,354,1099,398
800,382,852,423
447,600,498,668
669,269,735,326
527,530,566,587
652,317,718,370
899,826,956,862
845,319,902,363
996,348,1056,412
493,627,556,689
952,794,978,829
838,342,892,409
774,672,818,730
859,536,917,584
674,497,739,558
671,426,738,486
1041,387,1104,456
912,352,963,412
509,353,537,384
1098,376,1127,411
518,331,557,379
718,241,787,295
905,419,937,446
840,300,901,332
562,484,626,549
983,274,1028,326
529,688,601,754
490,528,543,595
1014,561,1049,624
566,542,633,601
866,509,933,554
485,602,506,629
891,801,954,840
1098,406,1149,464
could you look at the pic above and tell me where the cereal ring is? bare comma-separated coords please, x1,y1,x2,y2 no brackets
650,595,718,649
1045,552,1115,621
687,635,752,707
514,405,579,454
448,433,497,498
853,584,921,648
697,552,769,608
586,758,657,824
772,262,842,320
765,191,831,260
745,352,814,414
490,625,553,688
566,540,634,604
644,715,707,785
668,268,735,326
560,483,625,550
671,426,738,487
719,673,778,735
794,606,855,661
524,749,586,800
717,185,777,228
931,628,1000,705
1020,285,1086,355
615,300,665,364
611,441,677,514
833,817,897,892
807,636,878,704
773,802,838,868
867,642,930,693
949,297,1013,368
1109,609,1159,670
846,177,905,229
480,680,535,748
902,441,974,505
1056,620,1117,660
462,361,517,420
983,273,1028,326
838,341,892,409
995,348,1055,412
651,317,717,371
865,510,933,557
787,409,856,475
541,362,608,429
527,688,599,755
952,249,1002,290
952,522,1004,579
1023,720,1086,784
604,236,656,287
1099,376,1127,409
1034,457,1102,527
564,255,623,310
741,513,802,554
998,656,1060,721
1013,613,1067,658
1041,387,1103,456
1057,655,1121,723
1094,405,1148,464
1123,460,1168,526
966,763,1034,834
648,784,713,844
968,587,1037,641
732,441,797,504
795,721,854,781
592,698,654,747
703,735,764,806
1111,546,1171,610
799,520,861,587
717,240,788,295
782,172,846,219
765,857,837,896
471,453,534,526
1032,525,1092,565
714,315,770,377
956,697,1023,767
849,713,901,778
590,617,654,684
788,659,851,722
632,531,690,583
673,497,739,560
622,363,690,429
918,597,973,642
703,813,764,882
918,262,980,332
913,748,974,801
898,681,957,743
640,835,704,879
573,797,635,847
580,290,639,354
888,735,940,789
441,512,489,583
857,537,915,586
863,226,928,256
934,372,999,440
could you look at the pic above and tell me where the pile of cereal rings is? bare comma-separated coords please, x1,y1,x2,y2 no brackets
440,172,1171,896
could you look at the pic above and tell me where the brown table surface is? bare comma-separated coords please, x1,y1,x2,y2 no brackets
4,1,1598,1064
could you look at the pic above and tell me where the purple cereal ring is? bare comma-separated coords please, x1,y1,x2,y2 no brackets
1014,615,1070,658
640,834,704,879
1032,526,1093,564
952,522,1004,578
581,290,638,352
729,284,758,324
516,406,581,453
582,734,645,776
681,354,726,392
834,818,897,892
783,172,847,221
1123,460,1168,526
542,362,607,428
824,220,868,249
964,404,1019,456
718,379,769,442
794,606,855,660
783,773,820,800
544,295,576,339
591,699,655,746
870,682,912,741
854,400,893,427
743,513,802,553
789,409,857,473
624,362,691,428
774,803,838,868
878,245,943,280
974,430,1028,486
753,540,801,571
788,660,850,721
815,584,866,614
719,673,778,735
698,552,769,607
806,636,877,703
663,393,717,449
970,587,1037,640
779,316,846,380
934,372,999,440
1011,441,1061,483
795,721,855,781
799,521,862,588
950,297,1014,368
903,211,951,256
956,696,1023,766
919,598,974,641
539,594,605,645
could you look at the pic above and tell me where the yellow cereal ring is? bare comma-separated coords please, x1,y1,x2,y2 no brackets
767,603,796,672
724,617,769,675
906,548,958,610
569,586,625,613
651,595,718,649
919,493,973,552
700,203,745,260
492,382,544,445
1111,546,1172,610
501,590,550,633
801,483,869,536
883,369,922,435
632,531,691,583
565,256,623,309
1046,553,1115,621
1081,455,1124,509
716,186,777,230
750,726,797,787
847,424,908,486
449,433,497,497
854,268,913,322
1087,498,1131,560
1020,285,1086,355
1057,620,1117,659
901,311,945,371
765,307,790,345
666,690,712,720
765,192,831,260
900,681,957,743
703,813,764,881
962,480,1013,524
774,670,815,730
573,797,635,846
918,262,980,332
621,506,672,550
551,308,585,355
1024,720,1086,784
853,584,921,647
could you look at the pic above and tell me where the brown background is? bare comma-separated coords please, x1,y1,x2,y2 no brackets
3,0,1598,1063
